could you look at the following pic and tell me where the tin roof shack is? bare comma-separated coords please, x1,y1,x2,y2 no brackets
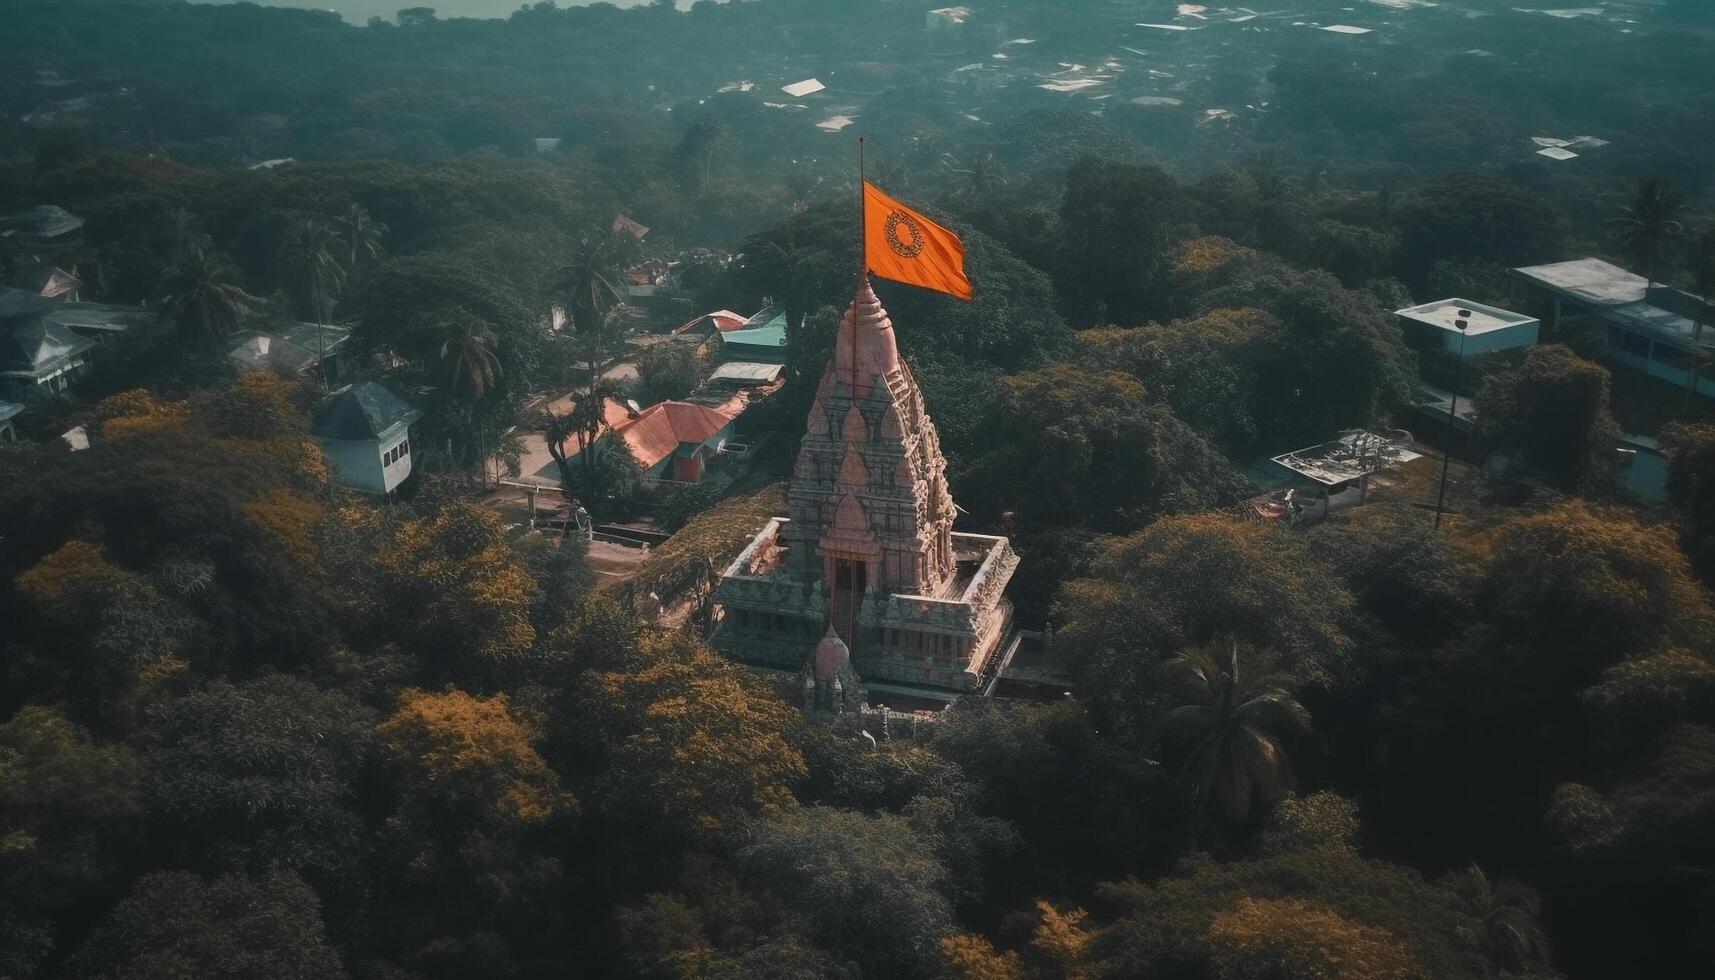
1252,430,1421,526
312,383,422,496
1,305,94,397
0,206,84,247
1513,258,1715,399
717,308,789,364
227,323,352,380
0,400,21,442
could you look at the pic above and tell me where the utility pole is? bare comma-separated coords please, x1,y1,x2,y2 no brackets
1434,313,1471,531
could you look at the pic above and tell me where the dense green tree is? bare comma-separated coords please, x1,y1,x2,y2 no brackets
1055,157,1192,327
637,342,703,404
961,364,1248,533
1147,641,1312,832
142,676,376,884
1608,177,1689,287
158,243,260,347
1474,344,1620,492
1395,172,1569,290
71,870,348,980
1057,514,1355,741
738,807,953,980
1663,422,1715,582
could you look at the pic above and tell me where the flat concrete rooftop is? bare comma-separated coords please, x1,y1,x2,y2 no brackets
1395,297,1536,336
1513,258,1648,306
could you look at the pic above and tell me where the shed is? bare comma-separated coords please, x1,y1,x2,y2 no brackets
312,382,422,495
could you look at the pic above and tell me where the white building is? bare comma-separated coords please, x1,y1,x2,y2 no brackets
927,6,973,30
1395,298,1539,355
1513,258,1715,399
312,382,422,495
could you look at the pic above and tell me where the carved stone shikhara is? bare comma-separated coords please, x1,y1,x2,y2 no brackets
712,280,1018,697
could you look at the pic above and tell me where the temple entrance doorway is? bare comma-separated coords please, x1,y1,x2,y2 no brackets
831,558,867,650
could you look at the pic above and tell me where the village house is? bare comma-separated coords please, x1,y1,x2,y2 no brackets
1,292,95,397
716,306,789,364
548,397,739,484
312,382,422,495
0,400,21,442
227,322,352,380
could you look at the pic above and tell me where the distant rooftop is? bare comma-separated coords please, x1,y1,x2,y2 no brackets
1272,430,1422,487
1394,298,1537,337
1514,258,1714,351
1513,258,1647,306
1,318,95,380
708,361,785,386
313,382,420,441
1,205,84,240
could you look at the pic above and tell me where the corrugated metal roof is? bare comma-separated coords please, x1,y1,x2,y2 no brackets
312,382,421,441
1,318,94,378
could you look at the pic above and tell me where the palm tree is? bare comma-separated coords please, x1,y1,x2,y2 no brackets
940,148,1009,197
159,243,259,347
564,380,626,496
280,218,347,387
1443,863,1553,976
334,203,388,282
437,316,502,398
1147,639,1312,829
543,410,578,491
1609,177,1689,288
1691,226,1715,344
553,229,633,388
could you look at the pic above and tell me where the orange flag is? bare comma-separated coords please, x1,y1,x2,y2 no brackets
863,181,973,301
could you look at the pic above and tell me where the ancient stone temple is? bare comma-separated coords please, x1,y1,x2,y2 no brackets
712,279,1019,701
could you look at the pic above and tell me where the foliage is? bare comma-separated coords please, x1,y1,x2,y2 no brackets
70,870,347,980
568,630,804,846
1057,514,1354,739
1662,421,1715,582
1148,641,1313,831
962,363,1248,534
378,686,573,826
373,502,539,679
637,342,704,404
617,483,784,615
1205,897,1420,980
1474,345,1621,492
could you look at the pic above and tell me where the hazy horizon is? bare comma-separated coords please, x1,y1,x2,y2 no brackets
192,0,692,24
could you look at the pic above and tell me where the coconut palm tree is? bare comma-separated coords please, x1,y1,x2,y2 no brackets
1691,226,1715,344
437,315,502,398
1147,639,1312,829
553,229,634,387
159,243,259,347
940,147,1009,197
1609,177,1689,288
280,218,347,387
1443,863,1553,976
334,203,388,281
564,380,627,496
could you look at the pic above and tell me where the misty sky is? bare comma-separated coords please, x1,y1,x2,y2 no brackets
192,1,694,24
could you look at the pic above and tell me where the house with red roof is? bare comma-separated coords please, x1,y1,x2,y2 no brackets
548,397,741,484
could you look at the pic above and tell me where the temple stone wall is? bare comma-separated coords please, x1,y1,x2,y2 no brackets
713,280,1018,697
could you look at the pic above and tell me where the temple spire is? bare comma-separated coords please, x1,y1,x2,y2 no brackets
833,278,902,398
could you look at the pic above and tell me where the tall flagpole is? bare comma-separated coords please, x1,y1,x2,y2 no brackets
853,136,865,394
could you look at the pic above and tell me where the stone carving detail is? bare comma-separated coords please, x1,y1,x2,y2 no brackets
712,280,1019,695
